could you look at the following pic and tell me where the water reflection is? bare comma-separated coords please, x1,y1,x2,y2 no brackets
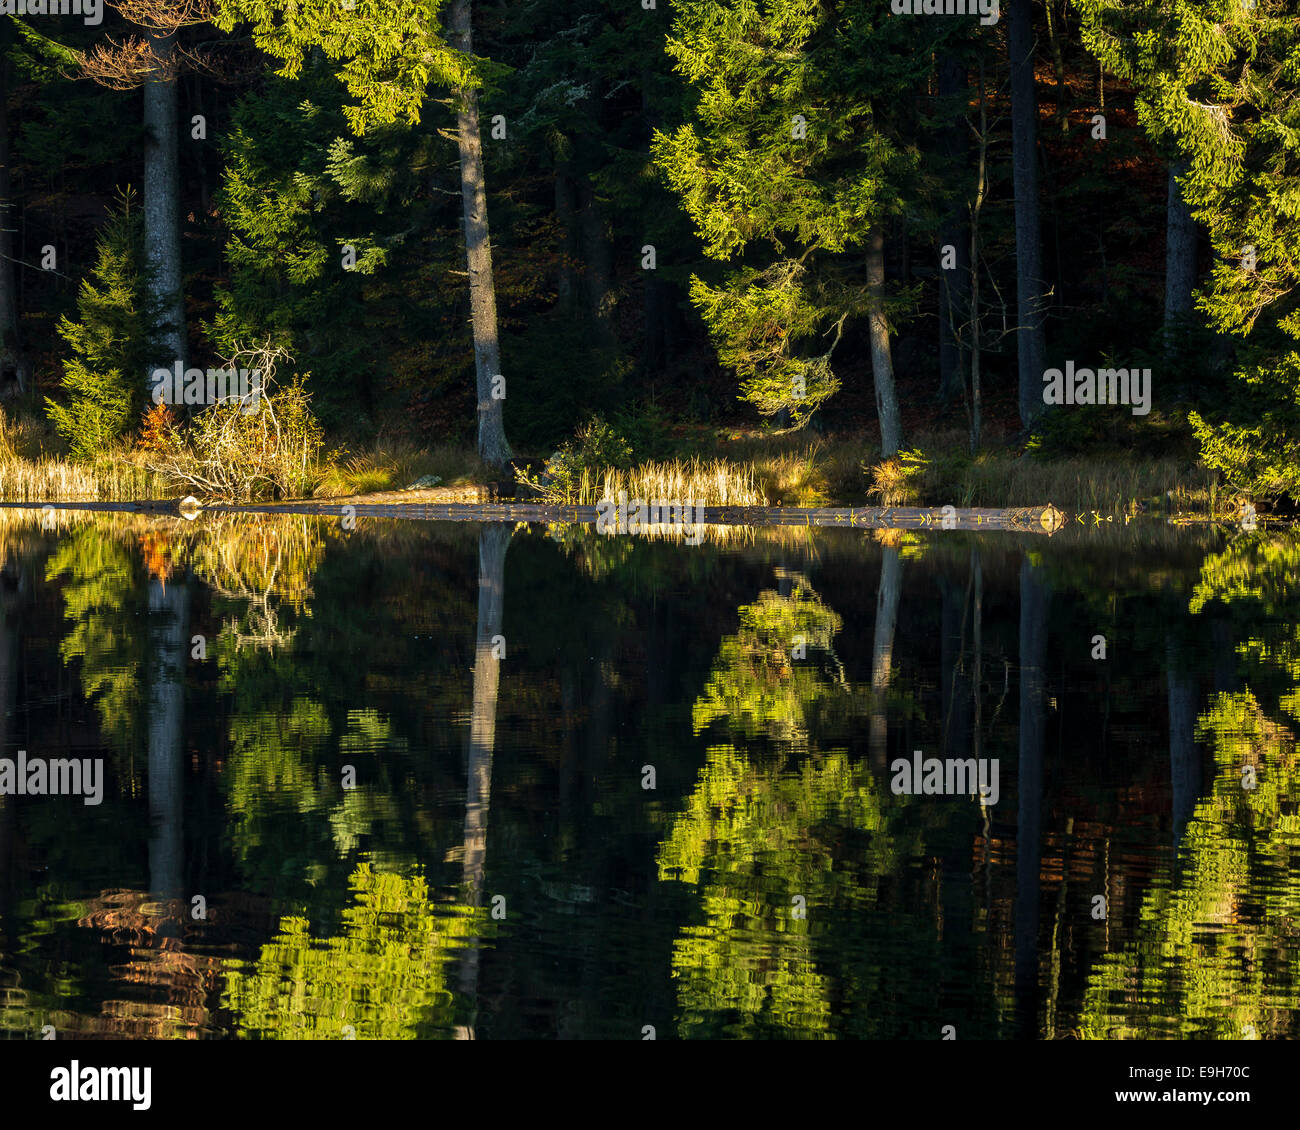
0,511,1295,1039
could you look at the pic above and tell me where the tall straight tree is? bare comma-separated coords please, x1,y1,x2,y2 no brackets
653,0,949,452
142,19,185,385
446,0,510,466
0,20,27,394
215,0,512,467
79,0,209,389
1008,0,1048,429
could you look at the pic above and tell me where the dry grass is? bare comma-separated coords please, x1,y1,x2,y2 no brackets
712,431,867,505
0,412,166,501
942,454,1213,515
577,457,765,508
313,441,490,498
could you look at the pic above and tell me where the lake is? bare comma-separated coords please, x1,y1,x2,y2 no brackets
0,510,1295,1040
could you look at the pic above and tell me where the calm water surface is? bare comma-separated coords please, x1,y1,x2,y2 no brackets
0,513,1296,1039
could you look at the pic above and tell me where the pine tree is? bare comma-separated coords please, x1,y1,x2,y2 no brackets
46,192,156,459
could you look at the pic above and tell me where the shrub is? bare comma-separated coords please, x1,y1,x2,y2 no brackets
864,448,931,506
145,345,324,500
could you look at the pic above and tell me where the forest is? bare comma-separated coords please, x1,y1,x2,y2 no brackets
0,0,1296,514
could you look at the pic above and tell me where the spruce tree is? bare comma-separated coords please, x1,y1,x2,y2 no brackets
215,0,514,467
1077,0,1300,500
652,0,955,450
46,192,155,459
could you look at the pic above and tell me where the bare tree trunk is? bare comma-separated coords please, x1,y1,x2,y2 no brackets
554,164,578,314
143,28,187,391
969,59,990,454
579,181,615,344
1008,0,1048,430
447,0,512,468
867,225,902,456
0,40,28,395
1163,159,1197,358
456,523,511,1039
938,55,969,407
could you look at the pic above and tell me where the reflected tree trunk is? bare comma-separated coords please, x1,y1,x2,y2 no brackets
869,544,902,773
1211,617,1239,695
939,571,973,760
456,524,511,1038
1014,556,1050,1037
0,559,25,922
1166,634,1201,853
147,575,189,938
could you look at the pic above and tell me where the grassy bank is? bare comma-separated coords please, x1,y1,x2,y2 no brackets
0,405,1230,519
516,426,1223,518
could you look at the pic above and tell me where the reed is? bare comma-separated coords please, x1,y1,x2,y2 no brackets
576,457,765,508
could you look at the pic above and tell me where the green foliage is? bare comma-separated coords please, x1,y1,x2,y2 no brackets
653,1,958,426
209,66,452,432
1190,353,1300,501
46,529,147,771
44,193,153,459
223,863,476,1039
214,0,473,136
1077,0,1300,500
692,585,851,744
519,414,634,502
864,447,931,506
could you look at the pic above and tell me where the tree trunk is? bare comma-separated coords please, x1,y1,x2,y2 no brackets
554,164,578,314
1163,158,1197,357
1165,634,1200,854
868,543,902,773
0,561,24,921
447,0,512,468
147,575,189,922
867,225,902,456
579,180,615,344
456,523,511,1038
969,58,990,453
1008,0,1048,429
938,55,969,407
143,28,187,391
0,41,28,396
1014,555,1051,1037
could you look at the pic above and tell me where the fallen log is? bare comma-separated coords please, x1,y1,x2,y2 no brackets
1,499,1065,534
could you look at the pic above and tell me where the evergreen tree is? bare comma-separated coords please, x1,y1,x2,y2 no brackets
211,60,448,431
45,192,155,459
1077,0,1300,500
215,0,514,467
653,0,953,450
